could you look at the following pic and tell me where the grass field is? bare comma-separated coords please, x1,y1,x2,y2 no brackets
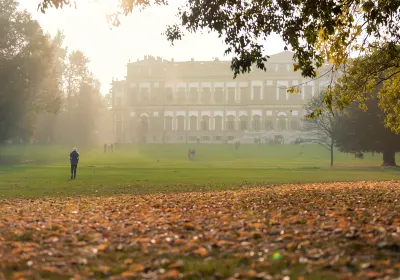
1,145,400,279
1,144,400,197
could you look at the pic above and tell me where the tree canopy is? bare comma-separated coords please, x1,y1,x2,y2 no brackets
1,0,61,143
39,0,400,78
327,44,400,133
334,96,400,166
34,46,106,145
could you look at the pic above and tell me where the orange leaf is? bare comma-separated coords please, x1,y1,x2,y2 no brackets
121,271,137,278
97,244,107,251
129,264,145,272
193,247,208,257
160,269,180,279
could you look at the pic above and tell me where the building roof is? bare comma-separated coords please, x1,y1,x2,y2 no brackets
128,51,295,66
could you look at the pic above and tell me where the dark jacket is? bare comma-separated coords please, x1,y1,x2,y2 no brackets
70,151,79,165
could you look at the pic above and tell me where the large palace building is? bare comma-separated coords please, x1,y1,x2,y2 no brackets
111,51,331,144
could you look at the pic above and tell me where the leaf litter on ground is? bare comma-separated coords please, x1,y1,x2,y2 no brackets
0,181,400,279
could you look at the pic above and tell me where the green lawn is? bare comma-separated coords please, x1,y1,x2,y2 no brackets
0,144,399,197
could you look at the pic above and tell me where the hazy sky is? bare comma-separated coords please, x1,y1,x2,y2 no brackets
21,0,286,93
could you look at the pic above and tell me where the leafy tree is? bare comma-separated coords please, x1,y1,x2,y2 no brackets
71,76,103,145
102,92,113,109
35,48,104,145
0,0,60,144
38,0,400,79
304,92,341,167
326,45,400,133
334,96,400,166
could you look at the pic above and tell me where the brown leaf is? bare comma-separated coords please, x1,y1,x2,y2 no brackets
120,271,137,278
160,269,180,279
128,264,145,272
168,260,184,269
193,247,208,257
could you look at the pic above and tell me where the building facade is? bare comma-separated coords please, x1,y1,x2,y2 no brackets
111,51,331,143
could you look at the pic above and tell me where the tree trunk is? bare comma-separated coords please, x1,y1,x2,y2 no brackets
330,138,334,168
382,150,396,166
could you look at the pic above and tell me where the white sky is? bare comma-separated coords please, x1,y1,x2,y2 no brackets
20,0,286,93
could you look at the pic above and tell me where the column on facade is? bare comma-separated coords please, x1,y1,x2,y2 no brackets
197,110,201,131
247,108,251,131
223,82,227,103
185,107,188,132
172,111,177,131
261,109,265,132
210,111,214,130
276,80,279,100
222,109,225,131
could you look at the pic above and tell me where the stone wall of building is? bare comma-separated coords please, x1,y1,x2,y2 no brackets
111,51,331,144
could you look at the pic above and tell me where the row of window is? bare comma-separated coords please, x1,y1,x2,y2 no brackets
124,86,313,105
129,62,297,77
134,118,300,132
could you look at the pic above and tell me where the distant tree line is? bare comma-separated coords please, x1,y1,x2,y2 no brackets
0,0,110,147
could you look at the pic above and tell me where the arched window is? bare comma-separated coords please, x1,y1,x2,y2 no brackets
252,115,261,132
264,118,273,130
201,116,210,131
226,116,235,131
177,116,185,131
277,118,286,131
190,116,198,131
214,116,223,131
239,116,248,131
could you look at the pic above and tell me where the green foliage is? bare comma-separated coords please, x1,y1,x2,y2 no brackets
334,96,400,166
0,0,61,143
39,0,400,80
326,44,400,133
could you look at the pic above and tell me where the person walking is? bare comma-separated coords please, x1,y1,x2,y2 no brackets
70,147,79,180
